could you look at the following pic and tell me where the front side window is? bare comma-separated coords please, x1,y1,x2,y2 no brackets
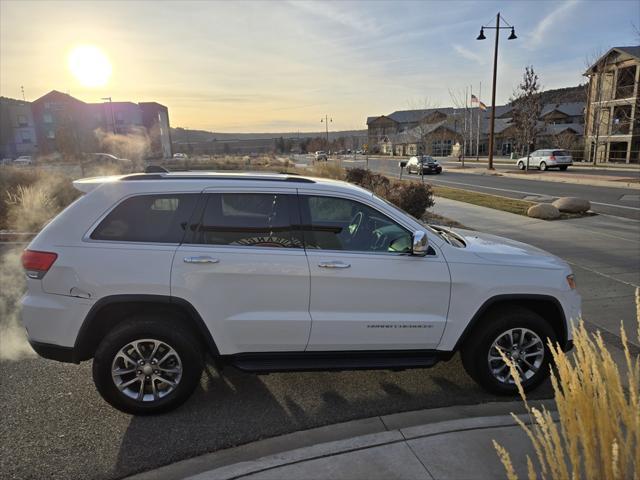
91,194,198,243
192,193,302,248
301,196,411,253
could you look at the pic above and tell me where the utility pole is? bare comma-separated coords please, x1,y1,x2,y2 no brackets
101,97,116,134
477,13,517,170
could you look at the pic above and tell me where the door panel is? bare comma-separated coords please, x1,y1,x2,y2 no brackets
299,194,450,351
171,190,311,354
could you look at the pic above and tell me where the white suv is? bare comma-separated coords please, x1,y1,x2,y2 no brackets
21,171,581,414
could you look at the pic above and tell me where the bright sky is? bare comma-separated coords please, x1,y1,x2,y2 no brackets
1,0,638,132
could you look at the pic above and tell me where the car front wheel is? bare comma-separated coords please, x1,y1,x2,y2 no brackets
93,316,204,415
461,307,556,395
517,161,525,170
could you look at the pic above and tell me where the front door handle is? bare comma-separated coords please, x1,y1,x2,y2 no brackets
184,256,220,264
318,261,351,269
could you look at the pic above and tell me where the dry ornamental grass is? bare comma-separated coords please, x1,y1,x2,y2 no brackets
494,289,640,480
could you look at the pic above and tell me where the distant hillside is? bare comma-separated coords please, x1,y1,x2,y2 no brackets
171,128,367,143
537,85,587,105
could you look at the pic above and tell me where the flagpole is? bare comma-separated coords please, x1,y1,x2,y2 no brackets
476,81,481,162
462,86,467,167
469,84,473,160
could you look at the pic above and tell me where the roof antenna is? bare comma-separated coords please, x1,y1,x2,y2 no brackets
144,165,169,173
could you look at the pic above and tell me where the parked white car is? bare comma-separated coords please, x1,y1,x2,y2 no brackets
172,153,189,161
516,149,573,171
21,172,580,414
14,155,33,166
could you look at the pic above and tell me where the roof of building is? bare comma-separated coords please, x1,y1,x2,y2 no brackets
585,46,640,74
540,102,585,118
543,123,584,136
387,108,456,124
32,90,87,105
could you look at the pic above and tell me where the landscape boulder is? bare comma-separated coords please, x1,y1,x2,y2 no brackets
552,197,591,213
527,203,560,220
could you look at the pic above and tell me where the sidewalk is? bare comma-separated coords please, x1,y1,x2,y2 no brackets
128,400,556,480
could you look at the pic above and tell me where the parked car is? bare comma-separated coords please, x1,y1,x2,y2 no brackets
406,155,442,175
314,151,328,161
172,153,189,161
22,171,580,414
516,149,573,171
14,155,33,166
83,153,133,173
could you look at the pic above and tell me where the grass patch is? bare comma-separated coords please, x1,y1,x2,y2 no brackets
432,185,534,216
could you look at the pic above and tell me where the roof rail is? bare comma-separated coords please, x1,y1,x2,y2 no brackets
120,173,316,183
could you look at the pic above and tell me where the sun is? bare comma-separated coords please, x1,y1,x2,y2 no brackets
68,45,112,88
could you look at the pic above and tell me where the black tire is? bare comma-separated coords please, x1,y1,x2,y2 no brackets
517,161,525,170
539,161,547,171
93,316,204,415
559,165,568,171
460,307,556,395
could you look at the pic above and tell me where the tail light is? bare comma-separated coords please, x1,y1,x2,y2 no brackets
21,250,57,279
549,155,556,161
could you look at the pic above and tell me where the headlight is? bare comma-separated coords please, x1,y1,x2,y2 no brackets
566,274,576,290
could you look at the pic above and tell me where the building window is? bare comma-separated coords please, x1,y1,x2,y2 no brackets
43,113,53,123
17,114,28,127
47,130,55,139
21,131,32,143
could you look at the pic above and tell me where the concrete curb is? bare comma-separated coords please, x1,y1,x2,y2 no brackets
444,167,640,190
127,400,556,480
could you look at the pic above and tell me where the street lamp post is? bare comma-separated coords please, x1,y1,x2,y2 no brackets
476,13,517,170
320,115,332,149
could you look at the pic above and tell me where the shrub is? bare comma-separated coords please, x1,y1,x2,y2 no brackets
345,168,391,197
494,289,640,480
387,182,434,218
310,162,346,180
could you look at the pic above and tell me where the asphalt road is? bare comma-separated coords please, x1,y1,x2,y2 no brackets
299,155,640,220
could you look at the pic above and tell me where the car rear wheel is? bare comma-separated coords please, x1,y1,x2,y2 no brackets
461,307,556,395
517,161,525,170
93,316,203,415
539,161,547,171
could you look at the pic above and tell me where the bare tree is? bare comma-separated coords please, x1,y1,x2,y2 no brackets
406,97,440,155
510,66,542,163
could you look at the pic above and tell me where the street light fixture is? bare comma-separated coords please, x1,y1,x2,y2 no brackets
476,12,517,170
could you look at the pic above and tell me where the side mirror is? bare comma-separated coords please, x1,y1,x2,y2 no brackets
412,231,428,256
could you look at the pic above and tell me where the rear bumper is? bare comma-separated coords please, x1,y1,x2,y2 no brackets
28,339,78,363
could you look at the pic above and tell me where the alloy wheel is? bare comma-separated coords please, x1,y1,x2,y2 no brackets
487,328,545,384
111,338,183,402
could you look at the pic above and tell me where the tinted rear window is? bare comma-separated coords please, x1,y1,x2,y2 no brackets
191,193,302,248
91,194,199,243
552,150,570,156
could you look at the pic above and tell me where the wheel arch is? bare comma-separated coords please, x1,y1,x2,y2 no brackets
74,294,219,362
453,294,568,353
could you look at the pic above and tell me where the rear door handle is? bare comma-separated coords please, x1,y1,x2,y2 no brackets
184,256,220,264
318,261,351,269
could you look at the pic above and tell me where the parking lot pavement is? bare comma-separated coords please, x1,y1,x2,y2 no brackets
0,345,554,479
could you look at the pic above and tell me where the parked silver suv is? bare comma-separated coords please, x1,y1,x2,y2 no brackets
516,149,573,171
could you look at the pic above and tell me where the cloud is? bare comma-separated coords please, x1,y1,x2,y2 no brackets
287,0,379,35
453,44,485,65
529,0,580,47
